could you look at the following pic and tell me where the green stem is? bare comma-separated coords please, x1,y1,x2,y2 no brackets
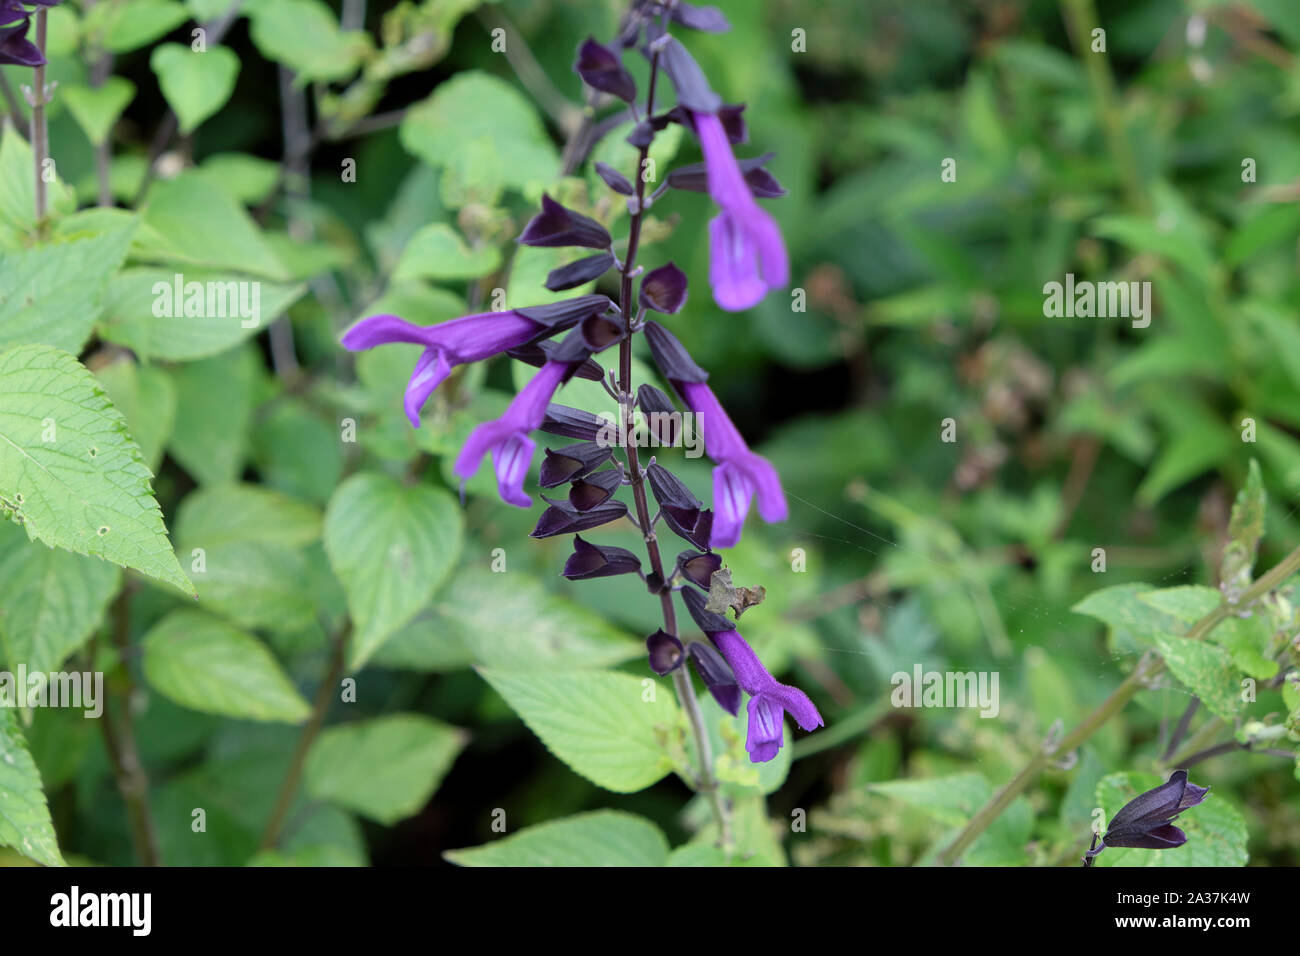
937,542,1300,865
31,9,48,226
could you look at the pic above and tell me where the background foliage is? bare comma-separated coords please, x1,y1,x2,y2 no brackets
1,0,1299,866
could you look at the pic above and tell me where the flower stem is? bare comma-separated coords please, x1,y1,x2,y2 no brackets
31,8,48,226
260,621,349,850
616,46,731,847
937,542,1300,865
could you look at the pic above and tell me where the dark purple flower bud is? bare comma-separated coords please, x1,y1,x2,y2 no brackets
637,384,681,446
531,495,629,538
626,120,655,150
646,462,712,550
681,585,734,632
666,152,787,199
643,321,708,383
594,161,634,196
569,467,622,511
541,403,612,442
575,37,636,103
514,293,616,329
687,641,740,715
646,629,685,675
0,6,43,67
507,340,604,383
538,441,613,487
657,36,722,114
579,312,624,352
518,194,612,250
561,534,641,581
671,1,731,33
676,549,722,590
638,262,689,314
1099,770,1210,851
545,251,616,292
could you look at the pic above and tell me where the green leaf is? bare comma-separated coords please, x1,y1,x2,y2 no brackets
95,0,190,53
176,483,322,549
247,0,366,82
445,810,670,867
699,694,791,796
323,473,463,669
869,773,1033,865
0,126,76,236
1153,632,1244,722
197,153,282,205
426,567,641,670
166,346,258,485
0,218,138,353
392,223,502,282
304,714,467,825
1095,772,1247,867
478,668,683,793
142,610,312,723
1136,586,1222,624
0,521,120,675
0,344,192,595
150,43,240,135
135,173,289,280
99,268,305,361
62,79,137,146
400,71,558,191
0,709,64,867
1221,459,1265,598
1073,583,1181,654
94,356,176,474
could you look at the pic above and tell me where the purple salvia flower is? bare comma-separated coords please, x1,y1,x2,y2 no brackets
677,379,786,547
709,627,821,763
692,111,789,311
454,360,570,508
0,3,43,67
1096,770,1210,853
341,310,548,428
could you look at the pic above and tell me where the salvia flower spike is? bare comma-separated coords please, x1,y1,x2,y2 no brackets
341,9,818,776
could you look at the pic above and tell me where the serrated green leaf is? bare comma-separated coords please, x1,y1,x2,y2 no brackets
0,344,192,595
150,43,240,135
62,79,137,146
99,268,304,362
142,610,312,723
0,709,64,867
0,126,75,236
0,219,138,353
248,0,366,82
135,173,289,280
0,521,119,675
427,567,641,670
167,346,258,485
1153,631,1244,722
400,71,558,191
478,668,683,793
1073,583,1180,654
304,714,466,825
1137,585,1221,624
445,810,670,867
323,473,463,669
1095,772,1247,867
94,356,175,474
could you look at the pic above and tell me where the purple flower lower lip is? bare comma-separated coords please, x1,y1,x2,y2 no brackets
341,310,545,428
454,360,570,508
675,379,786,547
0,8,43,67
693,111,788,311
710,628,822,763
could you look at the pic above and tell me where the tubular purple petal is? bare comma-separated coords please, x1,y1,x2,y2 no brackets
454,360,570,508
